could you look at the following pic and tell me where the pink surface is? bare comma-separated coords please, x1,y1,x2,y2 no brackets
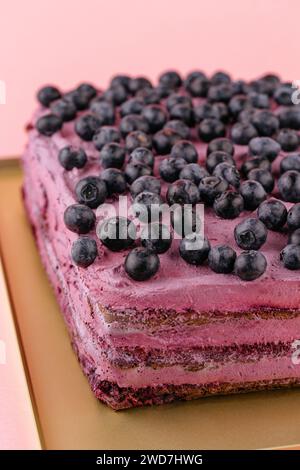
1,0,300,157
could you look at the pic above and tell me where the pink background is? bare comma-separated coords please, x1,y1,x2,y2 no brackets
0,0,299,157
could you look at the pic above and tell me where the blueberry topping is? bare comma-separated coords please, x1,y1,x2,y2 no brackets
207,137,235,156
231,122,258,145
51,99,77,122
124,163,152,184
120,97,144,117
125,247,160,281
166,179,200,205
179,234,210,265
280,153,300,174
119,114,149,137
198,118,225,142
211,71,231,85
199,176,229,205
101,168,127,195
100,143,126,169
77,83,97,100
274,85,293,106
248,168,274,193
208,245,236,273
58,146,87,171
159,157,187,182
64,204,96,234
185,71,209,97
93,126,121,150
103,84,128,106
251,110,279,137
235,250,267,281
36,114,62,136
228,95,251,119
125,130,152,153
37,85,61,107
249,92,269,109
280,244,300,270
130,175,161,198
129,147,154,168
248,136,281,162
257,199,287,230
289,228,300,245
133,191,163,223
128,77,152,94
137,87,161,104
141,223,172,254
287,203,300,230
163,120,190,139
277,106,300,130
110,74,131,91
171,206,202,237
98,216,136,252
239,180,266,210
208,84,234,103
234,218,267,250
75,176,107,208
213,191,244,219
159,70,182,90
75,114,101,141
179,164,209,184
206,150,235,174
142,105,168,133
241,157,271,177
213,163,240,188
194,103,227,123
170,140,198,163
170,104,194,127
276,128,299,152
65,84,96,110
71,237,98,268
278,171,300,202
89,100,115,125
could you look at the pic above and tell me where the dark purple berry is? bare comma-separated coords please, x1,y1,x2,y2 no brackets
208,245,236,273
120,97,144,117
124,163,152,184
129,147,154,168
239,180,266,210
171,140,198,163
199,176,228,205
159,157,186,182
213,163,240,188
51,99,76,122
278,171,300,202
166,179,200,205
289,228,300,245
280,244,300,270
171,206,202,237
89,100,115,125
251,110,279,137
125,247,160,281
231,122,258,145
130,175,161,198
125,130,152,153
100,143,125,169
207,137,234,156
287,203,300,230
142,105,168,133
98,216,136,252
93,126,121,150
159,70,182,90
64,204,96,234
163,120,190,139
75,176,107,208
119,114,149,137
213,191,244,219
37,85,61,107
179,164,209,184
249,136,281,162
234,218,267,250
133,192,163,223
241,157,271,177
141,223,172,254
276,128,299,152
198,118,225,142
179,234,210,265
206,150,235,174
101,168,127,195
248,168,274,193
257,199,287,230
280,153,300,174
36,114,62,136
235,250,267,280
71,237,98,268
58,146,87,170
75,114,101,141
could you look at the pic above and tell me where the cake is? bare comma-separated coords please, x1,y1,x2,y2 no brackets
22,71,300,409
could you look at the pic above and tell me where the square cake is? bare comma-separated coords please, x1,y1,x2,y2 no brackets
22,71,300,409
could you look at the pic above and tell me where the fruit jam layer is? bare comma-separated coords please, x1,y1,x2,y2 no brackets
22,112,300,316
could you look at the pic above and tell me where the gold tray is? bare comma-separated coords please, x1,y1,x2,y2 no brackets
1,158,300,450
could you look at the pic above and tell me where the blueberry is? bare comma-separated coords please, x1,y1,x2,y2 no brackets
179,234,210,265
51,98,77,122
101,168,127,195
155,84,172,99
163,120,190,139
125,130,152,153
287,203,300,230
166,179,200,205
125,247,160,281
171,206,202,237
129,147,154,168
77,83,97,101
276,129,299,152
239,180,266,210
211,71,231,85
170,104,194,126
199,176,229,205
228,95,251,119
159,70,182,90
211,102,230,123
214,191,244,219
75,176,107,208
257,199,287,230
208,84,234,103
208,245,236,273
64,204,96,234
231,80,250,95
103,84,128,106
75,114,101,141
249,136,281,162
248,168,274,193
213,163,240,188
231,122,258,145
159,157,186,182
249,79,272,96
124,163,152,184
184,75,209,97
100,143,125,169
274,85,293,106
251,110,279,137
278,171,300,202
142,105,168,133
89,100,115,125
110,74,131,91
170,140,198,163
130,175,161,198
64,87,95,111
241,157,271,177
238,108,256,124
36,114,62,136
249,92,270,109
179,164,209,184
58,145,87,171
119,114,149,137
259,74,280,94
193,103,226,123
234,218,267,250
166,93,192,112
207,137,235,156
98,216,136,252
198,118,225,142
136,87,161,104
280,244,300,270
120,97,144,117
289,228,300,245
71,237,98,268
93,126,121,150
128,77,152,94
133,191,163,223
141,223,172,254
277,107,300,130
235,250,267,281
185,70,207,85
206,150,235,174
37,85,61,107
